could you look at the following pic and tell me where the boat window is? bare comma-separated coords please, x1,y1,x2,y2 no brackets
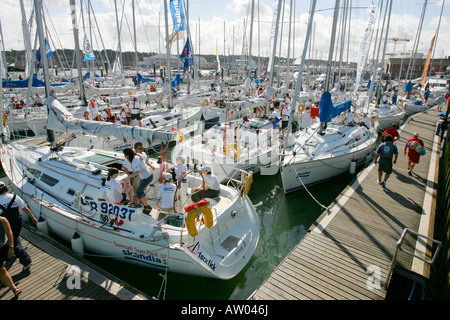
40,173,59,187
163,116,173,121
79,153,116,165
67,189,76,196
354,135,361,142
345,139,355,146
27,168,41,178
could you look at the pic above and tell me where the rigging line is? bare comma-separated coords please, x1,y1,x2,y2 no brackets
290,164,330,212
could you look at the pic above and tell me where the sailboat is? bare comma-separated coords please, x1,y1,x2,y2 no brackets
0,0,260,280
279,0,377,194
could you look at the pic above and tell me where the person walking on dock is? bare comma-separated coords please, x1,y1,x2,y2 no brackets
0,216,22,297
0,181,37,272
404,132,424,176
374,134,398,188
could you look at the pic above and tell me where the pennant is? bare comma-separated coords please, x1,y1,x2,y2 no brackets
170,0,187,32
83,35,96,62
180,37,194,71
420,35,436,87
166,30,183,44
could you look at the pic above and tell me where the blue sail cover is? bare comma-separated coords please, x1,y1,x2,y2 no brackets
2,74,66,88
2,74,44,88
137,73,156,84
319,91,352,123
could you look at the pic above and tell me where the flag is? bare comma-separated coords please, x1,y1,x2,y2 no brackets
180,37,194,71
166,30,183,44
36,38,53,70
83,35,96,62
170,0,187,32
420,35,436,87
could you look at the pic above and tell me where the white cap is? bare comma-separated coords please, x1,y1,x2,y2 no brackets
201,165,212,172
162,172,172,181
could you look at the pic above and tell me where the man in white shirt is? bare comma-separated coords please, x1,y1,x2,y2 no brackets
191,165,220,203
341,109,355,126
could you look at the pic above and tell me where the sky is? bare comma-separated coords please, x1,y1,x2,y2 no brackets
1,0,449,65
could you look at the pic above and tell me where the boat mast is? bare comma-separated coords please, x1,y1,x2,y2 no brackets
248,0,255,78
283,0,317,154
268,0,283,88
323,0,340,92
35,0,56,147
69,0,87,105
163,0,173,109
132,0,139,77
375,0,393,106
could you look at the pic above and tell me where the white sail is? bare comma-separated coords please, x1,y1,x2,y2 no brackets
45,96,175,146
354,5,377,95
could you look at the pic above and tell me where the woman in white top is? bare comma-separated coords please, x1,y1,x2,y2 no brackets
123,148,154,213
157,172,177,214
104,168,133,204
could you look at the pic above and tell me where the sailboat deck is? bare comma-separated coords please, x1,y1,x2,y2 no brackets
250,107,440,300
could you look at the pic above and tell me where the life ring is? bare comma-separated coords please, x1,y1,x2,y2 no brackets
225,143,241,159
298,104,305,112
243,173,253,195
203,99,209,106
184,200,213,237
370,115,378,121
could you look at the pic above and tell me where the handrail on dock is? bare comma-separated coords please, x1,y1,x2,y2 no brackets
386,228,442,289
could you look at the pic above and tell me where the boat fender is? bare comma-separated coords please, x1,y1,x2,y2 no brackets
37,216,49,236
243,173,253,195
225,143,242,159
349,160,357,174
71,232,84,257
398,100,403,106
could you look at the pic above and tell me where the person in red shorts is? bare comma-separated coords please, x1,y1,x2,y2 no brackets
404,132,424,176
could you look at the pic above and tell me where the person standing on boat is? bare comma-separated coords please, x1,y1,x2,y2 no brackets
119,106,128,125
104,168,133,205
191,166,220,203
123,148,154,213
280,103,290,138
0,216,22,297
157,172,177,214
128,97,142,127
167,155,188,187
374,134,398,188
404,132,424,176
392,90,398,105
0,181,37,272
268,107,280,130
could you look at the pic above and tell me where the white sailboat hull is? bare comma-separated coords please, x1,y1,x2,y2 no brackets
280,143,375,193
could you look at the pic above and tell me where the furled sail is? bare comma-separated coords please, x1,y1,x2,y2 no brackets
319,92,352,123
45,96,176,145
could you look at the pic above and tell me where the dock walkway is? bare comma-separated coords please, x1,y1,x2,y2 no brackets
0,226,149,300
250,107,441,300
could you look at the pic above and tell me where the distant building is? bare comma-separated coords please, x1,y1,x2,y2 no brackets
388,56,450,79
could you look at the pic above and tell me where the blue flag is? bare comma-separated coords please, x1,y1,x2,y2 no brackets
36,38,53,70
180,37,194,71
170,0,187,31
